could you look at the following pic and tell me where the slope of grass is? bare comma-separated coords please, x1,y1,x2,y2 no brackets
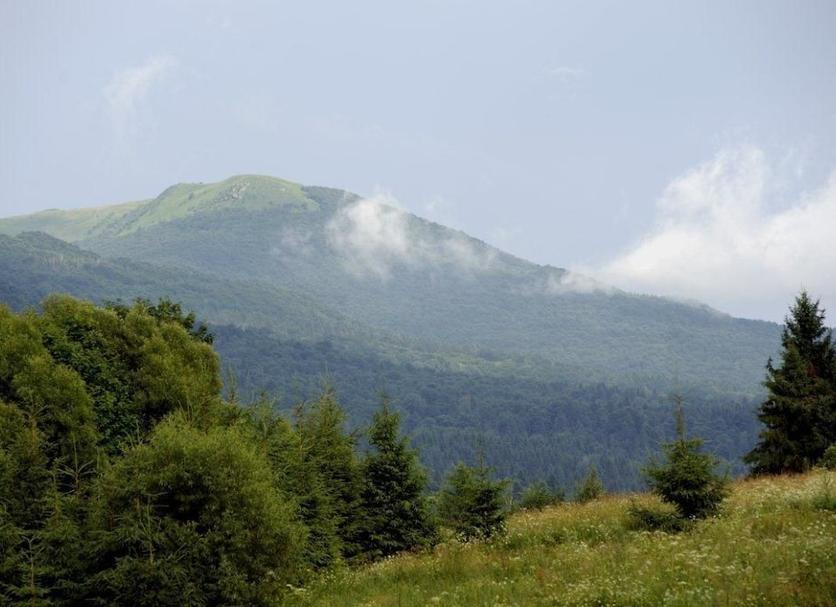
288,471,836,607
0,199,147,242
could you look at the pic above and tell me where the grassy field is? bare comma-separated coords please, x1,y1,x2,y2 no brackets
288,470,836,607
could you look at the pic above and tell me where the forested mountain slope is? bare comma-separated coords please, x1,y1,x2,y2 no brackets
0,175,782,488
0,174,779,394
0,231,759,489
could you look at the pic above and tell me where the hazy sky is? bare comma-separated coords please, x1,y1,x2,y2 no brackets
2,0,835,321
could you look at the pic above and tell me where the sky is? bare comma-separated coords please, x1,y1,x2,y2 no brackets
1,0,835,322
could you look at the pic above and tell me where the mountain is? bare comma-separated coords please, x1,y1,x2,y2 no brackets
0,174,779,393
0,175,781,488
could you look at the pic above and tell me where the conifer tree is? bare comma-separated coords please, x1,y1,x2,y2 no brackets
356,396,436,559
745,291,836,474
295,386,363,559
437,458,509,540
644,399,728,519
575,465,604,503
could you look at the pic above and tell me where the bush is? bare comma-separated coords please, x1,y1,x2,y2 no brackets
820,445,836,471
519,481,564,510
627,504,688,533
85,417,308,607
575,467,604,503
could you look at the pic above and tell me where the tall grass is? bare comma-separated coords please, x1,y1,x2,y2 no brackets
287,470,836,607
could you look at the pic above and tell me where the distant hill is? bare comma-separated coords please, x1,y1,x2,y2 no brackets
0,175,783,488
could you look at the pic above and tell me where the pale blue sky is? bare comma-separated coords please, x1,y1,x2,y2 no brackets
1,0,835,320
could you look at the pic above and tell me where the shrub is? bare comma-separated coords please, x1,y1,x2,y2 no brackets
627,504,688,533
575,466,604,503
820,445,836,471
84,417,308,607
519,481,564,510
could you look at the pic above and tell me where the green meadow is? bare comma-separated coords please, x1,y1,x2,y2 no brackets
288,470,836,607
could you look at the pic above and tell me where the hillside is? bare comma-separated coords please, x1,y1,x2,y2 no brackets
0,174,783,488
287,470,836,607
0,232,760,489
0,174,780,395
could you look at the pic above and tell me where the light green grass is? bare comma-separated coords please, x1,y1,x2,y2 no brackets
288,470,836,606
0,199,147,241
0,174,314,241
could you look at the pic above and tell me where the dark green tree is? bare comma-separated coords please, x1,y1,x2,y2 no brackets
355,396,436,559
295,386,363,559
83,416,307,607
745,291,836,474
645,399,729,519
437,458,509,540
575,465,604,503
242,397,341,570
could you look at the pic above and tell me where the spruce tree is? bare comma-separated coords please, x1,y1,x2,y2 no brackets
295,386,363,559
644,399,728,519
745,291,836,474
575,465,604,503
356,396,436,559
437,458,509,540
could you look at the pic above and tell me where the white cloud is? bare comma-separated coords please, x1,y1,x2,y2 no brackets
326,193,496,279
596,145,836,321
104,55,177,141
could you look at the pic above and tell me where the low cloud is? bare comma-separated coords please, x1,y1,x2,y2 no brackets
596,146,836,320
326,193,496,278
104,55,177,141
546,270,614,295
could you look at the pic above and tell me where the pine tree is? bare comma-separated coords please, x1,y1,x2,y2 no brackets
644,399,728,519
355,396,436,559
437,458,509,540
745,291,836,474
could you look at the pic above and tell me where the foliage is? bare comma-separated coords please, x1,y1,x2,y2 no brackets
518,480,564,511
0,231,765,491
644,401,729,519
355,397,437,559
821,444,836,471
0,296,466,604
294,386,363,561
626,503,688,532
285,471,836,607
83,416,307,606
746,291,836,474
575,466,604,503
437,460,509,540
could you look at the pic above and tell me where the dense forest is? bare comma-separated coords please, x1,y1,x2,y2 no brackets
0,296,441,604
0,216,770,490
1,292,833,605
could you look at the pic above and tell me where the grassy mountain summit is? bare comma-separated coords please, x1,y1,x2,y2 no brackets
0,174,779,395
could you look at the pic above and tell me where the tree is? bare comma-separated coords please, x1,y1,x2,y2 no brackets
575,466,604,503
437,459,509,540
645,399,729,519
295,386,363,559
355,396,436,559
84,416,307,607
745,291,836,474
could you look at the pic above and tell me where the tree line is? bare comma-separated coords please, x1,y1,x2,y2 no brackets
0,295,511,605
0,290,833,605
